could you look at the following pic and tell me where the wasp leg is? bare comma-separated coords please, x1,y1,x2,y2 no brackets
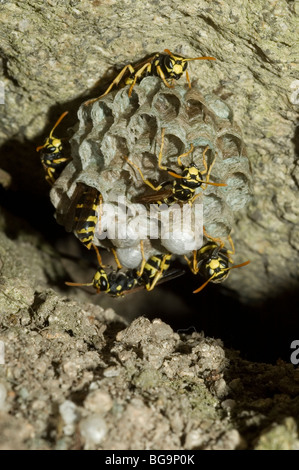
136,240,146,277
146,255,171,291
155,65,174,89
184,250,199,275
127,62,152,97
97,194,104,236
185,70,191,89
51,157,69,165
92,243,107,268
124,156,163,191
111,248,123,270
198,146,211,184
200,147,227,190
177,143,194,167
45,168,56,186
158,128,194,174
189,192,203,204
226,235,235,262
203,226,225,248
156,128,168,171
65,244,106,289
201,146,215,187
84,64,136,106
201,146,209,174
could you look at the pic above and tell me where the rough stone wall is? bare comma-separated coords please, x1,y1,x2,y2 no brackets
1,214,299,450
1,0,298,301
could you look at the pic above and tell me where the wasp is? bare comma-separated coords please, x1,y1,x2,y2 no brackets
185,233,250,293
66,243,179,296
84,49,216,105
124,128,226,207
36,111,71,185
141,254,173,291
136,241,174,291
73,185,103,250
65,244,138,296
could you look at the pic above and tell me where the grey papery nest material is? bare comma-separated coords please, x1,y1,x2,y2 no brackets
51,77,252,268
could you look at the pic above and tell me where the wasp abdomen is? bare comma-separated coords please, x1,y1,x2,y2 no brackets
141,254,172,290
74,188,102,250
108,270,138,297
36,111,70,185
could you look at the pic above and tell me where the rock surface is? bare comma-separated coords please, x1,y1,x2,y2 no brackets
0,212,299,449
1,0,298,301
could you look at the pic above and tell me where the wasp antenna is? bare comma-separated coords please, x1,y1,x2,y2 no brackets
167,170,185,179
65,281,93,287
229,260,251,270
49,111,69,138
193,260,250,294
185,56,216,62
164,49,216,62
193,273,217,294
202,181,227,187
213,259,250,276
218,260,251,275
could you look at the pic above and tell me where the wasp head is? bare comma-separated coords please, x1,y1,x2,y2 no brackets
163,49,216,81
36,111,68,153
181,165,203,188
202,255,230,283
163,52,188,80
93,269,109,292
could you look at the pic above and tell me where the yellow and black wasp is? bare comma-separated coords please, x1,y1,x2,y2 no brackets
72,184,103,250
66,244,138,296
136,241,174,291
36,111,71,185
124,128,226,207
140,254,173,291
84,49,216,105
66,243,179,296
185,233,250,293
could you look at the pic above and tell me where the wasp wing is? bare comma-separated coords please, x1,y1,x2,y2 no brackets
119,267,185,296
135,186,173,205
73,186,101,231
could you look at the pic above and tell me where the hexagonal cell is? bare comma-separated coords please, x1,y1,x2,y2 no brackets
153,93,181,121
140,151,159,171
223,172,252,211
186,98,205,121
102,134,129,169
128,112,158,147
162,133,186,168
203,193,226,217
217,133,244,159
203,93,233,120
203,220,232,239
91,101,114,136
111,86,140,120
77,107,93,139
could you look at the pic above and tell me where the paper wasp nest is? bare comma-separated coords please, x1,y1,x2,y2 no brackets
51,77,252,268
